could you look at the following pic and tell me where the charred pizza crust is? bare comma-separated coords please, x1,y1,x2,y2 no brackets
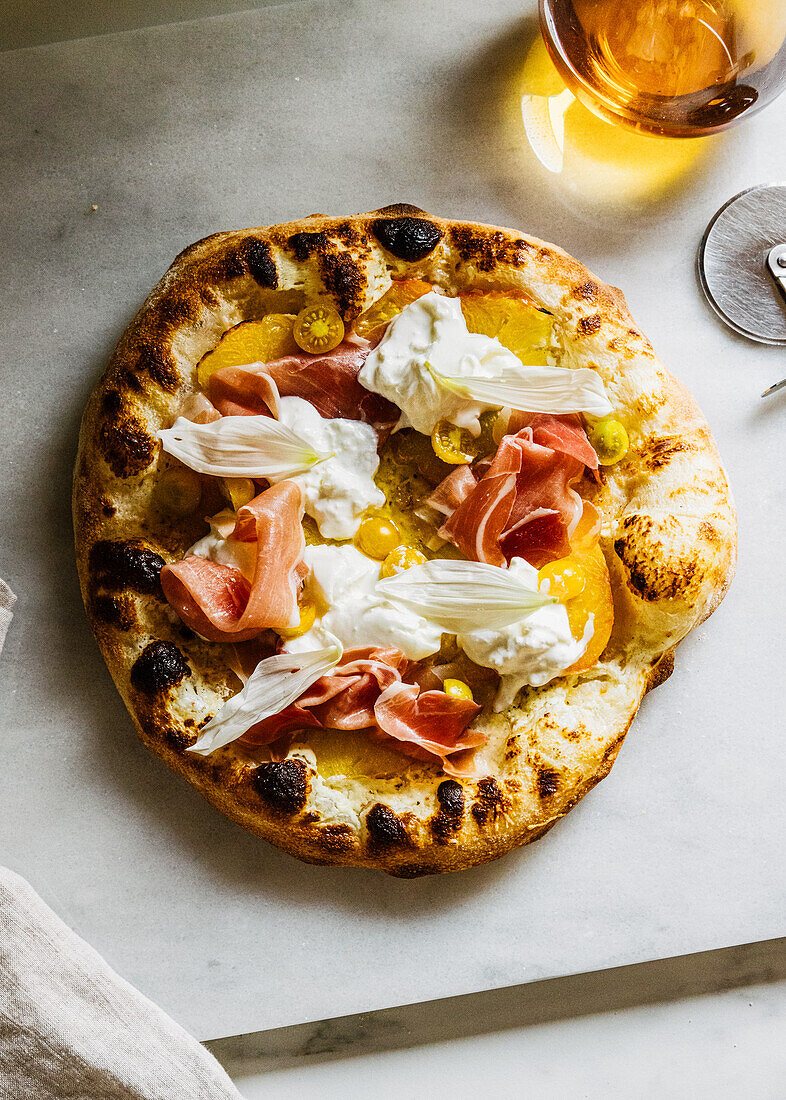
73,205,736,876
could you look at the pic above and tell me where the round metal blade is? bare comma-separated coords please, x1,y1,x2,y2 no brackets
698,183,786,345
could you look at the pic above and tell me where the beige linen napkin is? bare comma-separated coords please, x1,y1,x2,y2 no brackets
0,578,15,656
0,586,242,1099
0,868,243,1100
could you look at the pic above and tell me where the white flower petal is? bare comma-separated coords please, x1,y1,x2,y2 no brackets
429,362,612,418
188,636,342,755
377,558,555,633
158,415,327,479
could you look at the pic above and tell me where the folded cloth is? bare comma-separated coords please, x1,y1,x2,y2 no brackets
0,578,15,656
0,867,242,1100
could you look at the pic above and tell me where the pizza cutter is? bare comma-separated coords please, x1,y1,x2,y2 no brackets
698,183,786,396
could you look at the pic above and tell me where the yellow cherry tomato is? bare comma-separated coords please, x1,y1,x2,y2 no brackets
221,476,256,510
431,420,479,465
475,409,500,456
380,545,428,578
492,409,512,444
277,600,317,639
355,516,402,560
196,315,298,390
538,559,587,602
293,303,345,354
155,467,201,515
442,678,474,702
589,417,629,466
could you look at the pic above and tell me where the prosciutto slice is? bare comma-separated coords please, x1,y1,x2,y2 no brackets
160,481,305,641
208,335,398,430
433,414,599,569
506,411,599,471
373,682,485,778
236,647,486,776
425,465,477,518
239,646,407,745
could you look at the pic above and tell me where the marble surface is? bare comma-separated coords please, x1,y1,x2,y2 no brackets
210,938,786,1097
0,0,784,1044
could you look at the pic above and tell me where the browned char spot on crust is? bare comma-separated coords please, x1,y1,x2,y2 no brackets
286,230,330,261
578,313,602,337
318,252,365,317
92,594,137,631
130,640,191,694
646,649,675,692
283,229,367,317
162,726,194,751
89,539,165,596
123,334,181,393
241,238,279,288
97,405,156,478
639,434,694,471
614,513,697,602
372,217,443,262
471,777,507,826
430,779,465,843
365,803,412,850
449,227,533,272
251,759,310,813
573,280,599,301
536,766,560,799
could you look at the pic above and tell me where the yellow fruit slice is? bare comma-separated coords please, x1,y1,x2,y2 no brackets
353,279,433,338
461,292,553,365
293,304,345,354
310,728,412,779
196,315,298,390
221,477,256,510
539,544,614,672
538,558,586,602
588,417,629,466
277,600,317,639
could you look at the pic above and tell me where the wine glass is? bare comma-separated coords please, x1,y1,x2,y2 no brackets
539,0,786,137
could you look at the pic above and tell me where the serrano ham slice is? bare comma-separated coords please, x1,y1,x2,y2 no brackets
208,335,398,430
425,465,478,518
299,646,409,730
161,481,305,641
237,646,408,745
433,414,598,569
506,411,599,471
236,647,486,777
373,682,485,777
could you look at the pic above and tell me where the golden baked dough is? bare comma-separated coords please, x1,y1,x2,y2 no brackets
73,206,736,876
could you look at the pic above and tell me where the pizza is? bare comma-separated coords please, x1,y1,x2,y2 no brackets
73,205,736,876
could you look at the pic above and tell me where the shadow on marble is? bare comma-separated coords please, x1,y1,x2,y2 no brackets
206,936,786,1071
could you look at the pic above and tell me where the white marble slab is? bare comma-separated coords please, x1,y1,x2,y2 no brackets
0,0,784,1042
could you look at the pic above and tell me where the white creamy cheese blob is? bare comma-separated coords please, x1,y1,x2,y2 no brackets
273,397,384,540
358,291,510,434
186,525,256,581
457,558,592,709
285,544,443,661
